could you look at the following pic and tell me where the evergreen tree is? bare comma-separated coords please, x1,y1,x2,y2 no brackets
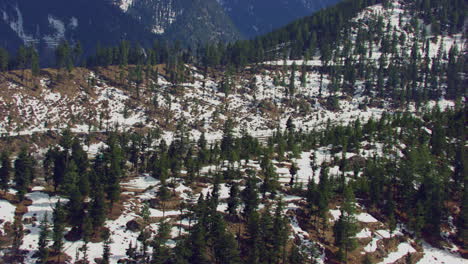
288,244,305,264
459,177,468,249
241,171,259,218
317,166,331,229
288,62,297,97
90,184,106,229
210,213,241,264
0,47,9,71
29,46,40,77
82,214,93,243
226,182,240,216
14,148,35,200
0,151,11,193
102,237,111,264
289,162,298,186
334,185,358,261
37,213,50,264
246,211,260,264
272,200,288,263
188,223,209,264
11,217,24,262
52,201,65,257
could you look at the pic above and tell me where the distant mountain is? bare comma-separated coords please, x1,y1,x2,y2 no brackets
0,0,153,64
114,0,342,39
119,0,241,44
218,0,342,38
0,0,342,65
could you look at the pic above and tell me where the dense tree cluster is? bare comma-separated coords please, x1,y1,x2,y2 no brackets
1,102,465,263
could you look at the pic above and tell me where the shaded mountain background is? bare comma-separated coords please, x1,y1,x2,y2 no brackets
217,0,342,38
0,0,342,64
0,0,153,65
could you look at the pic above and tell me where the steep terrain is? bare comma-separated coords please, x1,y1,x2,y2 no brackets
0,0,153,64
0,0,343,64
113,0,342,40
0,0,466,263
218,0,342,37
118,0,240,44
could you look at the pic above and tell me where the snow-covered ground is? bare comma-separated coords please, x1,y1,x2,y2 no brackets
379,242,416,264
0,200,15,231
418,242,467,264
21,192,68,262
0,0,466,263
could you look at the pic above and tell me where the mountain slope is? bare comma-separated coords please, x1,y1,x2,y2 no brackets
0,0,466,263
218,0,342,38
120,0,241,44
0,0,155,64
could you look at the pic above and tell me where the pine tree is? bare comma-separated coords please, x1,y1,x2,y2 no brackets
217,232,242,264
188,223,209,264
306,177,318,214
246,211,260,264
37,213,50,264
0,151,11,193
289,163,298,186
90,184,106,229
334,185,358,262
29,46,40,77
151,221,171,264
459,178,468,249
14,148,35,200
10,216,24,262
140,202,151,226
210,213,241,264
242,171,259,218
289,62,297,97
288,244,305,264
226,182,240,216
0,47,9,71
260,158,279,196
82,214,93,243
286,116,295,133
272,200,288,263
73,41,83,66
52,201,65,256
430,122,446,156
102,237,111,264
55,41,71,70
317,166,331,230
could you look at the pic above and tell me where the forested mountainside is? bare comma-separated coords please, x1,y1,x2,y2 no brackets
0,0,466,263
0,0,343,65
215,0,342,38
113,0,343,39
114,0,240,44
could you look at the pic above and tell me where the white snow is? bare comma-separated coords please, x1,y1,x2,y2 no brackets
379,242,416,264
418,242,467,264
118,0,134,12
123,174,159,190
1,5,37,45
43,15,66,47
21,192,68,262
149,209,182,218
356,212,379,223
0,199,15,231
329,209,341,221
355,228,372,238
364,229,400,253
